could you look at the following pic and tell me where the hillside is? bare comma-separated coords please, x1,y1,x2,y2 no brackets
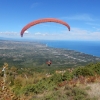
0,40,100,69
0,62,100,100
0,40,100,100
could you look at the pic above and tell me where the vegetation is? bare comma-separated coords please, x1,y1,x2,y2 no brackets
0,62,100,100
0,40,100,99
0,40,100,68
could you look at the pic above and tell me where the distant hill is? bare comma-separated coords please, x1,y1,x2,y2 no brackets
0,40,100,68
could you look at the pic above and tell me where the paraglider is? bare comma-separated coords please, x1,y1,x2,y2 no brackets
20,18,70,37
46,60,52,66
20,18,70,66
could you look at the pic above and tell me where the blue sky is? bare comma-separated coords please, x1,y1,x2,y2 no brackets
0,0,100,41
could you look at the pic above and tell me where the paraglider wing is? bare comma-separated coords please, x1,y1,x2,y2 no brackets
20,18,70,37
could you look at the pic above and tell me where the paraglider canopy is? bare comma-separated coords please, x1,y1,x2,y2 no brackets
20,18,70,37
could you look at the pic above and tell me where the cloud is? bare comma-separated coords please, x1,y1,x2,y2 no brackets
30,2,39,8
62,14,94,21
0,31,19,37
24,31,29,34
34,32,42,35
86,22,99,26
86,22,100,27
35,32,49,36
62,28,100,41
31,28,100,41
0,28,100,41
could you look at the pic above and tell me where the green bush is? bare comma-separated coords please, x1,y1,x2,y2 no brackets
73,67,94,77
62,70,73,81
12,78,23,95
14,78,22,88
92,63,100,75
21,78,56,94
50,73,63,83
66,87,89,100
86,62,100,75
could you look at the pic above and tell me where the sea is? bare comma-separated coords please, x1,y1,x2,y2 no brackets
38,40,100,58
0,37,100,58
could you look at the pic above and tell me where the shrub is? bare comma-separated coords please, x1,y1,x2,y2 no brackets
62,70,73,81
92,63,100,75
86,62,100,75
21,78,56,94
66,87,89,100
73,67,94,77
14,78,22,88
50,73,63,83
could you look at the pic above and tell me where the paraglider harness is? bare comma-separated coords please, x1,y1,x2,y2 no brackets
46,60,52,66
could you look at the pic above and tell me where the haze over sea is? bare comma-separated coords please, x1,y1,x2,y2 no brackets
39,40,100,58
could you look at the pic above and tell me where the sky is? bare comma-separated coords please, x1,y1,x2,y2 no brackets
0,0,100,41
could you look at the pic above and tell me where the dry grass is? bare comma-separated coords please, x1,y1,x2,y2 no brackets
86,83,100,100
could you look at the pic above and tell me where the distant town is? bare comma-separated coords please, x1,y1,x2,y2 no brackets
0,40,100,68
